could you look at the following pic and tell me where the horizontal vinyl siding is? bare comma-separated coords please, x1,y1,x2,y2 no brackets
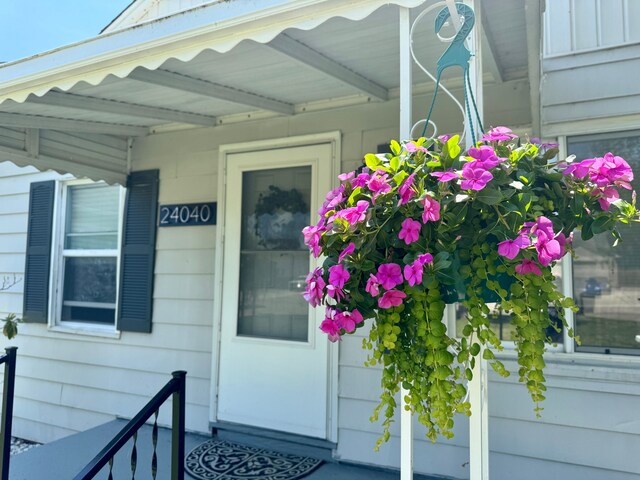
542,1,640,127
0,157,214,442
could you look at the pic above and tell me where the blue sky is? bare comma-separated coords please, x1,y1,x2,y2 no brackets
0,1,133,62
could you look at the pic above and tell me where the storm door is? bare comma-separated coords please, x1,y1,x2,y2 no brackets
217,143,332,438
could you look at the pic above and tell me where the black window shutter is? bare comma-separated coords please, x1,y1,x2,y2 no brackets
118,170,159,333
23,181,55,323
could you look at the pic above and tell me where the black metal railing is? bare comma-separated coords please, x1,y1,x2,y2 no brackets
74,370,186,480
0,347,17,480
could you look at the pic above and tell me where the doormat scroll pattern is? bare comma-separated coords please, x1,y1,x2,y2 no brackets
185,440,323,480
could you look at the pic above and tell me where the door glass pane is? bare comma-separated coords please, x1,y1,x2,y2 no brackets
237,166,311,341
568,132,640,353
65,184,120,249
62,257,117,324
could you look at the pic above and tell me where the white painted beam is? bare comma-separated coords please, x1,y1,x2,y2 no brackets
399,7,413,480
525,0,543,137
480,9,504,83
28,91,217,126
0,112,148,136
0,144,126,184
25,128,39,157
127,69,295,115
465,2,489,480
267,34,389,101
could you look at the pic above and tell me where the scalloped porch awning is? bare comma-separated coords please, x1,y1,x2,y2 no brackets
0,0,532,184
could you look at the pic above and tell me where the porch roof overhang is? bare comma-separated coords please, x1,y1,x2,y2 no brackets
0,0,535,185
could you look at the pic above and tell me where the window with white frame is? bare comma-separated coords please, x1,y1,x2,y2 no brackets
567,131,640,355
55,181,125,328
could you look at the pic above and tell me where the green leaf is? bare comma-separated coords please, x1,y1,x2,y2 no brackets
476,187,503,205
393,170,408,186
364,153,380,170
390,155,400,172
348,187,362,205
444,135,461,160
581,218,594,241
390,140,401,155
592,216,613,234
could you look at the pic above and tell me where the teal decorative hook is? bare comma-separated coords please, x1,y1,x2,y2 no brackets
422,3,484,142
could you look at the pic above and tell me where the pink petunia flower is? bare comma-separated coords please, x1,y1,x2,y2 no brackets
378,290,407,309
303,268,325,307
328,264,350,289
326,284,346,301
338,171,355,182
422,196,441,223
481,126,517,142
318,185,345,216
532,216,556,242
590,153,634,189
497,235,531,260
597,187,620,211
418,253,434,264
461,165,493,191
334,200,369,225
352,172,371,188
320,309,341,342
367,172,392,197
365,274,381,297
302,224,324,257
467,145,505,170
515,259,542,276
562,158,594,179
536,237,563,266
398,218,422,245
398,173,417,205
376,263,403,290
431,170,459,182
405,142,429,153
404,260,424,286
334,309,364,333
438,134,453,143
338,242,356,263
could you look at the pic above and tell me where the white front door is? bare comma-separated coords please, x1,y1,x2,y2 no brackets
217,143,333,439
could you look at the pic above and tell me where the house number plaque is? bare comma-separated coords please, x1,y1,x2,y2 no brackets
158,202,217,226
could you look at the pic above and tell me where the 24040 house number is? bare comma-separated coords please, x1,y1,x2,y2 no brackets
158,202,217,227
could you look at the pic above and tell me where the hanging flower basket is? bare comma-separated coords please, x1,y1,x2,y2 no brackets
302,127,639,446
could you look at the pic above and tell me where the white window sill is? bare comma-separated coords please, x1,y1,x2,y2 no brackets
494,349,640,385
48,325,121,340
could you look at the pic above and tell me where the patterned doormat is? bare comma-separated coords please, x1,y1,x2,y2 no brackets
185,440,323,480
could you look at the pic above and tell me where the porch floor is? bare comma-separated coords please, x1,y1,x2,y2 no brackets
9,419,446,479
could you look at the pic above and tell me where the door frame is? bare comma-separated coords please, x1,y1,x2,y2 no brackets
210,131,341,442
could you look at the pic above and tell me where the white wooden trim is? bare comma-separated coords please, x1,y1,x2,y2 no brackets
127,69,294,116
0,112,149,137
49,178,125,334
557,135,576,353
28,90,217,126
398,6,413,480
267,34,388,101
210,131,341,443
465,1,489,478
0,0,429,104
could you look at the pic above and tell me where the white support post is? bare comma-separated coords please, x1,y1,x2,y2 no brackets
464,2,489,480
399,6,413,480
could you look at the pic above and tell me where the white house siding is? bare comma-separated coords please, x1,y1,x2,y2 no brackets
4,166,214,443
541,0,640,129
